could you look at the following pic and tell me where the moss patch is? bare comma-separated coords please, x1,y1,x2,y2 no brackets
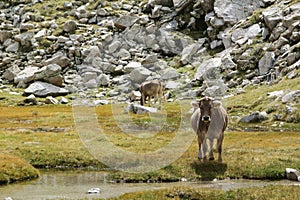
0,153,39,184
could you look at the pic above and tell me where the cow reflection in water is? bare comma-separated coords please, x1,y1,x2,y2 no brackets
190,97,228,162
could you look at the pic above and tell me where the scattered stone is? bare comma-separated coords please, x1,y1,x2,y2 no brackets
126,103,158,114
24,94,38,105
286,168,300,182
63,20,77,33
60,97,69,104
87,188,101,194
114,15,139,30
45,96,59,104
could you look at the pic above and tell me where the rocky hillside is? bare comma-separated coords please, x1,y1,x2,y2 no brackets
0,0,299,122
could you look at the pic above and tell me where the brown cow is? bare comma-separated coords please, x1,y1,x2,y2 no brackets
190,97,228,162
140,79,163,107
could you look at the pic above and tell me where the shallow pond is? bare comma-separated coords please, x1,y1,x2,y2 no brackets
0,171,297,200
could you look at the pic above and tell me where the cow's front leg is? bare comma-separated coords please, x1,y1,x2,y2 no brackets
197,134,205,160
217,132,224,162
208,138,214,160
198,134,203,160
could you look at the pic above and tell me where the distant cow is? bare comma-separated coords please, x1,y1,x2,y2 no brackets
140,79,163,107
190,97,228,162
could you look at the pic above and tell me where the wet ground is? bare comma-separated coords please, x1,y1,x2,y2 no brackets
0,171,298,200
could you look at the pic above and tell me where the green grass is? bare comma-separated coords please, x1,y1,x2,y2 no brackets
104,185,300,200
0,78,299,184
226,77,300,131
0,103,299,183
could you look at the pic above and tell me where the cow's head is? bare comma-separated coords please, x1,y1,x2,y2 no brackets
192,97,214,123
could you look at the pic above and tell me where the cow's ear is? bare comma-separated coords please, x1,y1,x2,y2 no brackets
191,101,199,109
212,100,222,108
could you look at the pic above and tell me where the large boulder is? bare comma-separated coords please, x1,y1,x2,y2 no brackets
214,0,262,25
42,53,70,68
258,52,275,75
34,64,64,86
239,111,268,123
129,67,153,83
3,65,21,81
14,66,39,86
24,81,69,97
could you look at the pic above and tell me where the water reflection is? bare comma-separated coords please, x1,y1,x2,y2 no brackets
0,170,296,200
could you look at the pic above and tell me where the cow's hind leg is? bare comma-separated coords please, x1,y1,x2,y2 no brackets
217,133,224,162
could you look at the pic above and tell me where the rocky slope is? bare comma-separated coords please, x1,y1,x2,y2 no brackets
0,0,299,122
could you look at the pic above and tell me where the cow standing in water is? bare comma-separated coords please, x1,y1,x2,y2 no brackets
190,97,228,162
140,80,163,107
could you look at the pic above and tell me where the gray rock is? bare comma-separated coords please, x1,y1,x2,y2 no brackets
94,99,109,105
3,65,21,81
84,79,97,89
24,81,69,97
195,57,222,81
14,66,39,85
63,20,77,33
130,67,153,83
108,41,121,53
0,30,12,43
92,58,116,73
165,80,182,89
34,64,63,86
24,94,38,105
82,72,98,83
45,96,59,104
267,90,284,98
97,74,110,86
5,42,19,52
239,111,268,123
83,46,102,64
258,52,275,75
214,0,262,25
42,53,70,68
126,103,158,114
281,90,300,103
180,39,205,65
161,68,180,80
60,97,69,104
262,6,282,31
117,48,131,60
203,84,226,98
19,23,35,31
286,168,300,182
124,62,142,73
148,0,174,7
114,15,139,30
14,32,34,51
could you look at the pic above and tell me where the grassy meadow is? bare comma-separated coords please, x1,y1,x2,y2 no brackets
105,185,300,200
0,77,299,198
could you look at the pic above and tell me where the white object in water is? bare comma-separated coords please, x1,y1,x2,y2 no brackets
87,187,101,194
4,197,13,200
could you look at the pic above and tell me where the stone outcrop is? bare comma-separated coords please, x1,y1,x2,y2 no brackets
0,0,298,117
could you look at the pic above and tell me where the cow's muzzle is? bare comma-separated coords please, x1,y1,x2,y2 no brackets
202,116,211,123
